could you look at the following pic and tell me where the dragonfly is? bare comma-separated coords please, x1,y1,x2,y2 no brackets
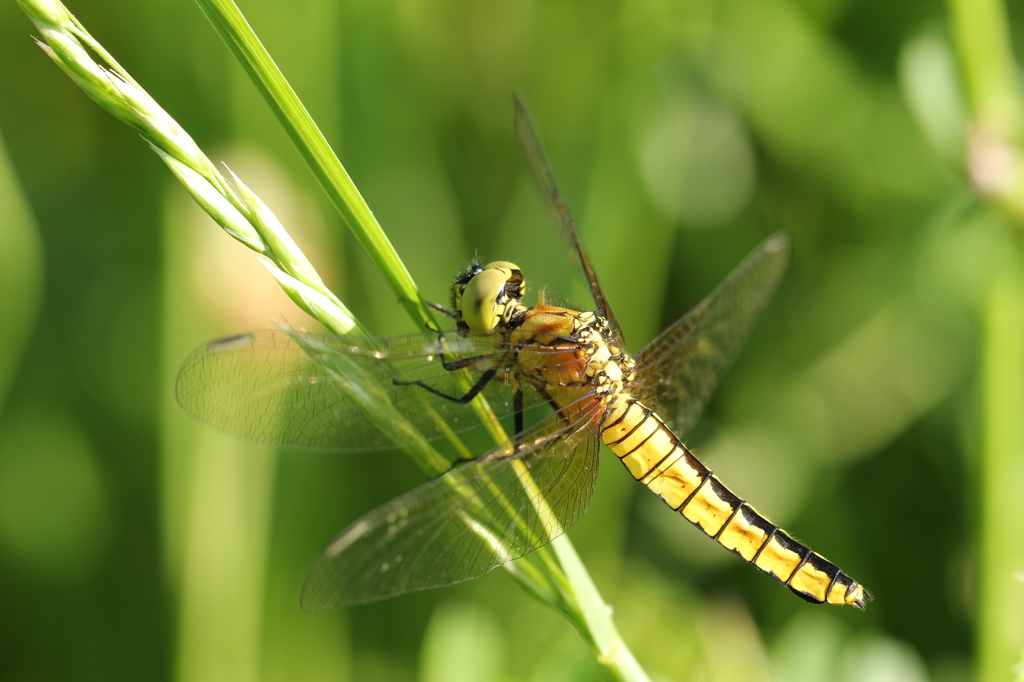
176,98,870,611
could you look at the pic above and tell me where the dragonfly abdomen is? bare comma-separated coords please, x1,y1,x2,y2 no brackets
601,399,869,609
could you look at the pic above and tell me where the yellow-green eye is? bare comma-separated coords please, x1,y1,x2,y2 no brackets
452,260,527,332
460,268,507,332
483,262,524,299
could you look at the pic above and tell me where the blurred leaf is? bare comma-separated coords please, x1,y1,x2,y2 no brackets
420,601,504,682
0,407,109,581
0,129,44,411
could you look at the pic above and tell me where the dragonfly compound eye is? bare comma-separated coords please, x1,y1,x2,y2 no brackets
458,260,528,331
459,268,510,332
483,261,525,303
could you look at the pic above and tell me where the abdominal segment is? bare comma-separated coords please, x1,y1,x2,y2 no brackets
601,399,869,609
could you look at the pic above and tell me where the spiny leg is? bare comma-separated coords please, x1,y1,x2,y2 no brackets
443,372,532,473
393,331,507,469
395,366,499,405
424,328,498,373
426,300,457,319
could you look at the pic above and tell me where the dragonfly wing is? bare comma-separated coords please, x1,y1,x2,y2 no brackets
176,329,586,451
634,234,791,436
176,329,533,451
300,401,603,609
514,96,623,341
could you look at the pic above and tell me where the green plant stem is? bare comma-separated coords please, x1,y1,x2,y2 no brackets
948,0,1024,221
978,237,1024,682
948,0,1019,130
552,537,648,679
193,0,436,334
949,1,1024,679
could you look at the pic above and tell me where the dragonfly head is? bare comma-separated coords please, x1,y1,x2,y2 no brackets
452,260,527,333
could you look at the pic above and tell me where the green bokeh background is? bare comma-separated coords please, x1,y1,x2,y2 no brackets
1,0,1022,680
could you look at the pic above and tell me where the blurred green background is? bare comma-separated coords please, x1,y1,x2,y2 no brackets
2,0,1023,680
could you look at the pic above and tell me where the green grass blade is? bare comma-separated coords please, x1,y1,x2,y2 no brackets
193,0,436,333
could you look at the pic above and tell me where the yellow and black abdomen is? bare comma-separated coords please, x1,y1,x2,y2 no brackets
601,399,869,609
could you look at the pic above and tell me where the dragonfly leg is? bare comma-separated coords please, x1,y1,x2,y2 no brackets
438,354,493,371
426,300,458,319
427,329,496,372
394,367,499,404
441,375,526,472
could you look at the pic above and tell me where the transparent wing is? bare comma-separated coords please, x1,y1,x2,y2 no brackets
634,233,791,436
300,401,603,609
514,96,623,341
175,329,584,452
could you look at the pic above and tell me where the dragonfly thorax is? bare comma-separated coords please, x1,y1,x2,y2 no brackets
452,261,528,333
511,305,636,414
574,313,636,401
569,313,630,403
